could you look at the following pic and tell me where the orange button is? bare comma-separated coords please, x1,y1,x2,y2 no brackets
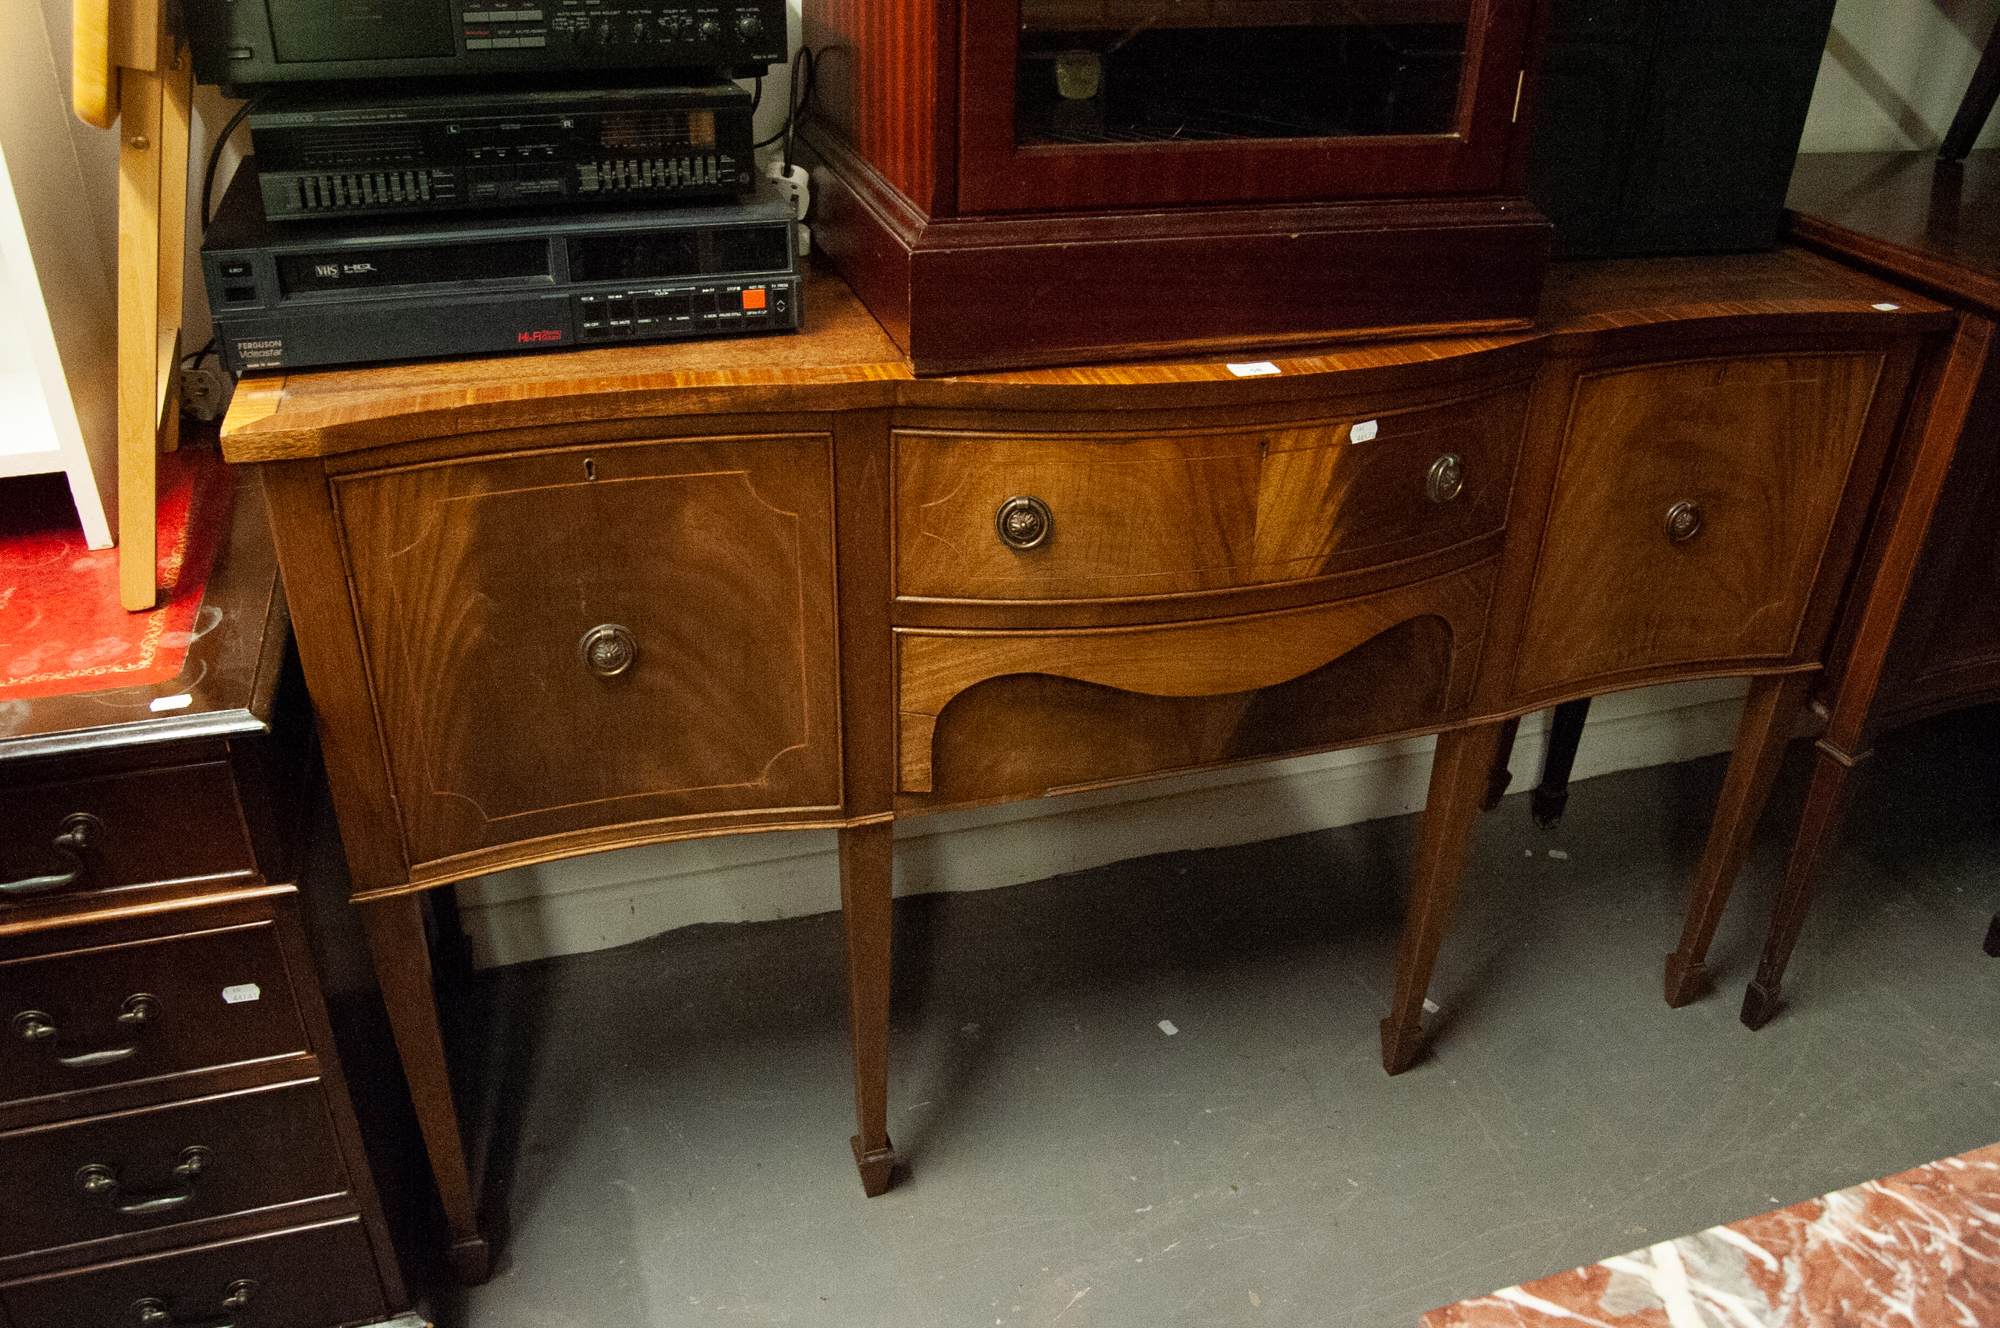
741,287,767,310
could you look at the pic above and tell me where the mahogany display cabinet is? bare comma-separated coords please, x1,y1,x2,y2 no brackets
799,0,1555,373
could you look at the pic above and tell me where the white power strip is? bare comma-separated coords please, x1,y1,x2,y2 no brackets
765,160,811,255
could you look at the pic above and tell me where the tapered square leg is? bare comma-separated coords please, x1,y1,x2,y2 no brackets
1664,672,1813,1008
840,821,898,1194
1381,721,1509,1075
358,894,491,1285
1740,742,1866,1030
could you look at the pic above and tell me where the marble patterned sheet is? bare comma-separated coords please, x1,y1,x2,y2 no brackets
1422,1142,2000,1327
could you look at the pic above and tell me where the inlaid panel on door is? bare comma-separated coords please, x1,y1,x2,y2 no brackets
333,435,842,870
1511,352,1884,699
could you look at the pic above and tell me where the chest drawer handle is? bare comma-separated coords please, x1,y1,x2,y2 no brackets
995,495,1053,550
133,1280,256,1328
0,813,101,896
1427,454,1466,504
76,1145,212,1215
14,993,161,1068
1664,500,1704,543
579,623,638,679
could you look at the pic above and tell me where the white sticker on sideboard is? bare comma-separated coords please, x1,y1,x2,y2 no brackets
1226,361,1281,377
222,984,262,1004
149,694,193,712
1350,419,1379,443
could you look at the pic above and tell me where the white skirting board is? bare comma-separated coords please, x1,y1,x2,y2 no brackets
454,676,1758,968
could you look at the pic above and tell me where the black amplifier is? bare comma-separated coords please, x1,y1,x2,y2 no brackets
190,0,786,89
250,82,754,221
202,161,799,375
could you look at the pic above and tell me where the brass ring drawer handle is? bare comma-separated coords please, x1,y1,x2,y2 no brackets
995,495,1053,550
15,993,160,1068
0,813,101,895
1664,500,1704,543
1427,454,1466,504
77,1145,212,1216
133,1279,256,1328
579,623,638,678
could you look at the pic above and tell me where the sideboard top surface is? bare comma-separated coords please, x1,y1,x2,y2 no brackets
1785,150,2000,318
220,244,1947,462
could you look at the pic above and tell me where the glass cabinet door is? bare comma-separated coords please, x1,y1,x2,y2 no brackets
957,0,1535,213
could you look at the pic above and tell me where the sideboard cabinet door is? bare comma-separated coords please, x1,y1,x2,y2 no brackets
331,434,842,871
1511,352,1884,699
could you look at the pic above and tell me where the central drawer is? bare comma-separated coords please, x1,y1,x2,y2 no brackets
892,384,1529,605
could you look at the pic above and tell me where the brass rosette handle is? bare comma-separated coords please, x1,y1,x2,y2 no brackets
1663,500,1704,543
1427,454,1466,504
579,624,638,679
995,495,1053,550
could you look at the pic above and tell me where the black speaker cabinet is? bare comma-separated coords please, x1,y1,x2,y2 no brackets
1528,0,1837,257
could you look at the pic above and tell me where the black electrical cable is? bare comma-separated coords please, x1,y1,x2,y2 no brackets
752,46,819,160
180,337,216,368
199,97,258,232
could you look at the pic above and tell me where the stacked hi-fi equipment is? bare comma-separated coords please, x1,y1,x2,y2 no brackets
192,0,800,375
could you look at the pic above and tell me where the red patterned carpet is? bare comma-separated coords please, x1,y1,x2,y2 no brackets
1424,1142,2000,1327
0,445,235,702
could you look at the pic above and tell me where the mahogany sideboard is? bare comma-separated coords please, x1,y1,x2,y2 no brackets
0,477,410,1326
1717,150,2000,1027
218,247,1961,1285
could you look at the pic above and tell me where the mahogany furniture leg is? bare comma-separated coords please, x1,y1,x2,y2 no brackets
840,821,897,1195
1530,697,1592,827
1740,741,1870,1029
1482,716,1522,811
358,893,492,1285
1939,22,2000,161
1381,720,1510,1075
1663,670,1815,1008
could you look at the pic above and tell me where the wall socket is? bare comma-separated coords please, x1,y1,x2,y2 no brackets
178,365,233,422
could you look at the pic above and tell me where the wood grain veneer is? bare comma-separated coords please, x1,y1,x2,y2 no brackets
1512,352,1884,697
890,384,1526,604
218,246,1960,1274
332,434,842,872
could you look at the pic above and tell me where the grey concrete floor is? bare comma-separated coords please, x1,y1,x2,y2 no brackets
419,709,2000,1328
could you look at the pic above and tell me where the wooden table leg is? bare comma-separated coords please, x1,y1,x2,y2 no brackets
1530,696,1592,827
1482,716,1522,811
357,893,492,1285
840,821,897,1195
1663,670,1814,1008
1740,741,1869,1029
1381,720,1509,1075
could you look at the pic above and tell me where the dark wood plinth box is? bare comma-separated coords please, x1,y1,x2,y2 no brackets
799,0,1555,374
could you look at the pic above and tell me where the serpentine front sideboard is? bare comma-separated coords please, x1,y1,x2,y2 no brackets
219,247,1960,1285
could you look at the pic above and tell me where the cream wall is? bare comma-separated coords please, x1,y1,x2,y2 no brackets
1800,0,1999,153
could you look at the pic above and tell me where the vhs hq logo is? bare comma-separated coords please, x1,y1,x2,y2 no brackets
518,329,563,343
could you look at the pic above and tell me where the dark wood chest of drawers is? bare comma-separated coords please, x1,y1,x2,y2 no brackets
0,476,408,1328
